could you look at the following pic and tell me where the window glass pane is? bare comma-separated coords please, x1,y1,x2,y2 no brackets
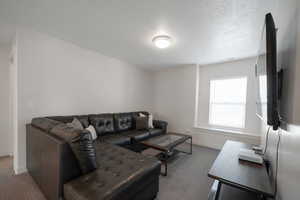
209,77,247,128
209,103,246,128
210,78,247,103
258,75,267,103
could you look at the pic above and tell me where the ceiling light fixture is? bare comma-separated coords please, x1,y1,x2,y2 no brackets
152,35,172,49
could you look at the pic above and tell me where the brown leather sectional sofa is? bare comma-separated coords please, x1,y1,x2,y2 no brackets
27,111,168,200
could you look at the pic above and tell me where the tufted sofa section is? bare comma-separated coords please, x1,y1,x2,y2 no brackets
27,111,167,200
64,141,161,200
47,111,168,146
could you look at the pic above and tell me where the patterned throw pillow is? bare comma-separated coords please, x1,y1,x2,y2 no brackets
70,130,98,174
50,124,97,174
136,116,149,130
139,113,154,129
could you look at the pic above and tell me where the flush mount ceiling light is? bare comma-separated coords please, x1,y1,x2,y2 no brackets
152,35,172,49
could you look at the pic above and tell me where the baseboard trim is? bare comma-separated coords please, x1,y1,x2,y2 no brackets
0,152,13,157
192,127,261,140
189,131,261,150
14,166,27,175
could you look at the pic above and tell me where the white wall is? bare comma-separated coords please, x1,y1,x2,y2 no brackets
153,65,197,133
13,29,154,174
196,57,260,135
153,63,260,150
260,0,300,200
0,46,12,157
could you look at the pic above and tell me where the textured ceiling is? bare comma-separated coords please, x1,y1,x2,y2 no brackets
0,0,276,69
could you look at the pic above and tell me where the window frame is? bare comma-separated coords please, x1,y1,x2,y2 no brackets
208,76,248,129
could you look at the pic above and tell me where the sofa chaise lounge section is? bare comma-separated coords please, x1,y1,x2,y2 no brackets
27,111,167,200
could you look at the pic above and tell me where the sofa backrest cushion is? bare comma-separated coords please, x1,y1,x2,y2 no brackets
89,114,115,135
32,117,62,132
47,115,89,128
76,116,89,128
114,113,133,132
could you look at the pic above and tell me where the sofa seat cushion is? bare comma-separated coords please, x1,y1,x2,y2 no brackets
149,128,164,137
122,130,151,142
101,134,131,146
64,142,161,200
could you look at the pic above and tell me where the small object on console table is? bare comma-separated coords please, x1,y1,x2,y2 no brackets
238,148,263,164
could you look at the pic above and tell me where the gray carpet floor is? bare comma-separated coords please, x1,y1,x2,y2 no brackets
0,156,47,200
0,145,219,200
156,145,219,200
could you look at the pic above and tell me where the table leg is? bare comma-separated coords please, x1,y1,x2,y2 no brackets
176,137,193,155
160,158,167,176
215,182,222,200
163,161,168,176
190,137,193,154
259,194,267,200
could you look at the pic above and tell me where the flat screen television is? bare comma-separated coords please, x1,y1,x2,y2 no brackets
255,13,280,130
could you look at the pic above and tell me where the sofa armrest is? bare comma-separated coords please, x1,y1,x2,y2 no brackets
27,119,82,200
153,120,168,134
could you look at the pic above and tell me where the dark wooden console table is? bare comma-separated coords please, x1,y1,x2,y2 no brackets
208,140,275,200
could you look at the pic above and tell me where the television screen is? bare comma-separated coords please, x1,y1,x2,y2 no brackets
255,13,280,130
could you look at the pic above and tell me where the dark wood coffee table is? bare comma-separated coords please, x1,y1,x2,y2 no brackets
141,132,192,176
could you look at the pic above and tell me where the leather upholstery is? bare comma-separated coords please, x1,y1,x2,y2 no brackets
64,141,161,200
101,133,131,146
113,113,133,132
149,128,165,137
69,130,98,174
77,116,89,128
32,117,62,132
28,111,167,200
123,130,151,141
47,115,90,128
50,123,83,141
89,114,115,135
153,120,168,134
47,115,75,124
50,124,98,175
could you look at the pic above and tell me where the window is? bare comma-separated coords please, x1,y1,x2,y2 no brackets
209,77,248,129
257,75,267,120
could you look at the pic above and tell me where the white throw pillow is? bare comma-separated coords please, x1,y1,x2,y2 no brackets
148,114,154,128
86,125,97,140
139,113,146,117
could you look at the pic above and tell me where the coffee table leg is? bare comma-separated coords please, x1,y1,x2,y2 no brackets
176,137,193,155
190,137,193,154
162,161,167,176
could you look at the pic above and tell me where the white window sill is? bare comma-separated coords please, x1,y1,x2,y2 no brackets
193,126,261,139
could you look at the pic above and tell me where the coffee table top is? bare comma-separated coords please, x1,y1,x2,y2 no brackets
141,132,191,152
